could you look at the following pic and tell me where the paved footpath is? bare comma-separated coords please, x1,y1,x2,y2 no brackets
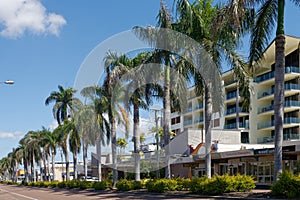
0,184,275,200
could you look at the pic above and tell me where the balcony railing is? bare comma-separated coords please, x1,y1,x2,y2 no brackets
183,120,193,126
184,107,193,114
258,117,300,129
226,91,237,100
257,134,300,143
226,107,249,115
254,66,300,83
258,83,300,99
194,117,204,124
258,100,300,114
224,122,249,129
194,104,203,110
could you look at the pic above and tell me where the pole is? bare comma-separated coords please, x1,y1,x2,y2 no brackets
155,111,160,178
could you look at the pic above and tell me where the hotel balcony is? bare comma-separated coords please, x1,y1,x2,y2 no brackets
224,122,249,129
254,66,300,85
257,134,300,144
194,117,204,124
194,104,203,111
225,107,249,118
183,120,193,126
258,83,300,100
257,100,300,115
257,117,300,130
183,107,193,114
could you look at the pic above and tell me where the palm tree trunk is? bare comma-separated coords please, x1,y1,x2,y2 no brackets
133,102,141,181
24,159,29,182
39,159,43,182
274,34,285,182
47,154,51,181
73,152,78,180
65,144,70,181
111,118,118,187
83,139,88,180
164,56,171,179
51,149,56,181
96,138,102,182
32,154,36,182
205,83,212,179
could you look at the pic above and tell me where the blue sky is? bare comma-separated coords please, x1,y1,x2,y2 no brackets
0,0,299,159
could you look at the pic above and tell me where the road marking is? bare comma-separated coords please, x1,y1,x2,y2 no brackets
0,188,38,200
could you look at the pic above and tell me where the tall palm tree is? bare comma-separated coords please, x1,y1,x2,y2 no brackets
43,129,58,181
173,0,251,178
45,85,80,181
103,51,130,186
81,86,111,182
63,119,81,180
219,0,299,182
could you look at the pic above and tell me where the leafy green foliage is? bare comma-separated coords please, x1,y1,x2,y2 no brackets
93,180,112,190
271,171,300,199
116,179,133,191
146,179,178,193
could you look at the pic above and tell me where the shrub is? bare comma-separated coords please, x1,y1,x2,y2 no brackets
271,171,300,199
189,177,209,194
174,177,191,191
146,179,177,193
232,174,256,192
49,181,59,188
93,180,112,190
116,179,133,191
66,180,79,189
57,181,66,188
78,181,93,190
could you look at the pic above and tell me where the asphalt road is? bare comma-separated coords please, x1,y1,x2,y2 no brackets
0,184,272,200
0,184,216,200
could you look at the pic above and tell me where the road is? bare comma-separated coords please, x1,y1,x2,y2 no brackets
0,184,217,200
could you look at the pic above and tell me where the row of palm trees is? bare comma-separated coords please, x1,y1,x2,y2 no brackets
1,0,298,185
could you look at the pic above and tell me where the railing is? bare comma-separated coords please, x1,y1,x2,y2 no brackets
258,83,300,99
226,91,237,100
257,134,300,143
183,120,193,126
226,107,249,115
258,100,300,114
224,80,237,86
184,107,193,114
257,117,300,129
194,104,203,110
194,117,204,124
224,122,249,129
254,66,300,83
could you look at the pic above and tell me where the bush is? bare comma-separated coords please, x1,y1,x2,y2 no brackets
232,174,256,192
93,180,112,190
146,179,177,193
189,177,209,194
116,179,133,191
57,181,66,188
78,181,93,190
49,181,59,188
174,177,191,191
271,171,300,199
66,180,79,189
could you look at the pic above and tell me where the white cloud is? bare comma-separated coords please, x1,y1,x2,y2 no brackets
0,131,23,139
0,0,66,38
48,120,58,131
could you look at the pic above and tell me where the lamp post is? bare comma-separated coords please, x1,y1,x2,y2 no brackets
150,106,163,178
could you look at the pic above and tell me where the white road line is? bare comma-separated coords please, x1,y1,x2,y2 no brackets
0,188,38,200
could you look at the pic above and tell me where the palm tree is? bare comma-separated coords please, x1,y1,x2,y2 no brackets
172,0,251,178
103,51,130,186
81,86,111,182
219,0,299,182
43,129,58,181
45,85,80,181
63,119,81,180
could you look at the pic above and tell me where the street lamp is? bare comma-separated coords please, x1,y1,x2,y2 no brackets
150,106,163,178
1,80,14,85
